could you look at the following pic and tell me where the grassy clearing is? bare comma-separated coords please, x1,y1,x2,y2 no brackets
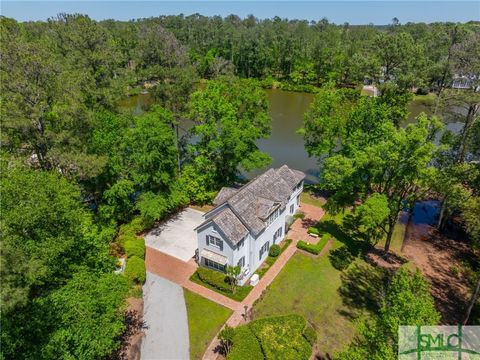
300,192,326,208
184,289,232,360
253,212,365,356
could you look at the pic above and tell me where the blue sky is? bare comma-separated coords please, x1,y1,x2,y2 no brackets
1,1,479,24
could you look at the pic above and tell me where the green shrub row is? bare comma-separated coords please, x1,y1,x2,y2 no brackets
124,256,146,284
297,234,330,255
307,227,321,236
196,267,231,293
124,238,145,259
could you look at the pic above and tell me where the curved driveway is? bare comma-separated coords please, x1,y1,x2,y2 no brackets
141,272,189,360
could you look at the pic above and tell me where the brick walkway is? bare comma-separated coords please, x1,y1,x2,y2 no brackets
201,202,326,360
145,201,326,360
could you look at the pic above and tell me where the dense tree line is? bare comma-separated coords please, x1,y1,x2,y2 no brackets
0,12,479,358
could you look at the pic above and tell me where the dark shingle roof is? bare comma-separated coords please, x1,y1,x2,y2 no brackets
202,165,305,244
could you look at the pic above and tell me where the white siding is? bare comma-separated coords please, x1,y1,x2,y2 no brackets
196,180,303,285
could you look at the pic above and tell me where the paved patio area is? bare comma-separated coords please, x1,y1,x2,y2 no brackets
145,208,205,262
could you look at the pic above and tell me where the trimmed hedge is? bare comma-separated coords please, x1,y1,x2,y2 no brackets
228,315,312,360
268,244,281,257
124,256,146,284
227,326,264,360
307,227,321,236
302,323,317,346
196,267,230,293
124,238,145,259
297,234,330,255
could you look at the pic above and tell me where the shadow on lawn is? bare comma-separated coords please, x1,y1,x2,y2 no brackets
337,263,388,319
316,219,368,256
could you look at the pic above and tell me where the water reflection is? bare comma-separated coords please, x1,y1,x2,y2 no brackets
119,89,465,183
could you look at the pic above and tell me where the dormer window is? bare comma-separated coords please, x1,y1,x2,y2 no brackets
266,207,280,227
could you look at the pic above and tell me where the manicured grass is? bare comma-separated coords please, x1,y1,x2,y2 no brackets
253,212,364,356
300,192,326,208
190,271,253,302
184,289,232,360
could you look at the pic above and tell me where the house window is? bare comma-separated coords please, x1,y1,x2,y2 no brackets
207,235,223,249
237,238,245,250
259,242,270,260
296,195,300,205
266,207,281,227
290,204,294,214
237,256,245,268
204,258,226,272
273,227,282,243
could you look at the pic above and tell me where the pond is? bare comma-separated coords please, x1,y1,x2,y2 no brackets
118,89,464,183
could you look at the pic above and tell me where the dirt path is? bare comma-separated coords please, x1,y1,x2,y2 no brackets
402,217,474,324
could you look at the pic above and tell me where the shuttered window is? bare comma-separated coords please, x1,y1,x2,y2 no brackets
259,242,270,260
206,235,223,250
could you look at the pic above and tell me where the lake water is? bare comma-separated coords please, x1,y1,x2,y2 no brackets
119,89,464,183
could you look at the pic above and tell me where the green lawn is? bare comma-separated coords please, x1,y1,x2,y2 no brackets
184,289,232,360
252,211,368,357
300,192,326,208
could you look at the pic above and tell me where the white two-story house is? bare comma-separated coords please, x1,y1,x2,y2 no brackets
195,165,304,285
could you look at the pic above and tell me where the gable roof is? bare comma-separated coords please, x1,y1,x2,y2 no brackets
202,165,305,244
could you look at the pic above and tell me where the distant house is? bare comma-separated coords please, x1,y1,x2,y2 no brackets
452,74,480,92
195,165,304,285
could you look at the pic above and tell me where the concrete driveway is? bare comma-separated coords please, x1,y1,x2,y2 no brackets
145,208,204,262
141,272,189,360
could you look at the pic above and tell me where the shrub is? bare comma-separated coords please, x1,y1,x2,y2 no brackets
119,217,144,237
124,256,146,284
196,267,230,293
329,246,354,271
124,238,145,259
302,324,317,346
307,227,321,236
116,233,136,248
296,234,329,255
248,315,311,360
293,212,305,220
227,326,263,360
269,244,281,257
